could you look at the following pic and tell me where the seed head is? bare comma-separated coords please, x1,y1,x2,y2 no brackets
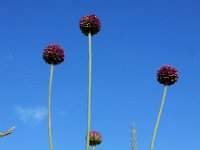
89,131,102,146
43,44,65,65
80,14,101,36
157,65,178,86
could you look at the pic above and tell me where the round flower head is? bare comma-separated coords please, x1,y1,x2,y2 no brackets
89,131,102,146
157,65,178,86
80,14,101,36
43,44,65,65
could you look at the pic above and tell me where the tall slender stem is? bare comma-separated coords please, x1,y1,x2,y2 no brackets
86,32,92,150
92,146,95,150
48,64,54,150
151,85,168,150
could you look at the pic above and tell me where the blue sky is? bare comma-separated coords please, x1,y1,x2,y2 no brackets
0,0,200,149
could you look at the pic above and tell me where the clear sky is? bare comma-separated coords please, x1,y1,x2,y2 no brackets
0,0,200,150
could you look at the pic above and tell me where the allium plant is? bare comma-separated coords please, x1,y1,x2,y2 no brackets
79,14,101,150
89,131,102,150
43,44,65,150
150,65,178,150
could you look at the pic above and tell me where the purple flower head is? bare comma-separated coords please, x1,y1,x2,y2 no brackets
157,65,178,86
43,44,65,65
80,14,101,36
89,131,102,146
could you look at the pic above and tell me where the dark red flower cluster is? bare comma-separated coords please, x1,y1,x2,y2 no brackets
80,14,101,36
157,65,178,86
43,44,65,65
89,131,102,146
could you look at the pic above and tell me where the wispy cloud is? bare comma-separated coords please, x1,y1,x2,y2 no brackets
15,106,47,124
0,53,14,65
5,53,14,61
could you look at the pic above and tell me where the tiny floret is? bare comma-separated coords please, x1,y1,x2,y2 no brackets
157,65,178,86
80,14,101,36
89,131,102,146
43,44,65,65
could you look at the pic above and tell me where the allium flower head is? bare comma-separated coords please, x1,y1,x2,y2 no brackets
80,14,101,36
43,44,65,65
157,65,178,86
89,131,102,146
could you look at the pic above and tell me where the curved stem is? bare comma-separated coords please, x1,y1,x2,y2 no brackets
0,126,15,138
48,64,54,150
150,85,168,150
86,32,92,150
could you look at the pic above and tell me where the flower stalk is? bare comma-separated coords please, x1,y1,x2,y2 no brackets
48,64,54,150
150,85,168,150
86,32,92,150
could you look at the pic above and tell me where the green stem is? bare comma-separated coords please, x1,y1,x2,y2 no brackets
150,85,168,150
92,146,95,150
86,32,92,150
48,64,54,150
